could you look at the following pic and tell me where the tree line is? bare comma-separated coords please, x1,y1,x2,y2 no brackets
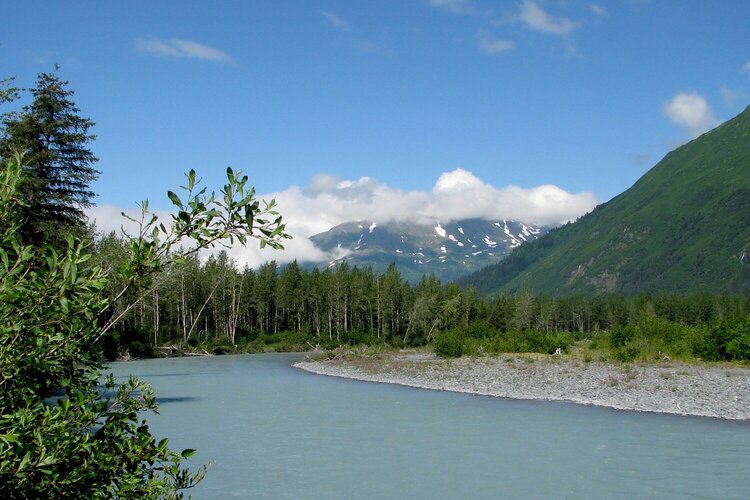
98,237,750,362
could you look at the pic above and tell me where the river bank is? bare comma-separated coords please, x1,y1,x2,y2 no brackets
294,352,750,420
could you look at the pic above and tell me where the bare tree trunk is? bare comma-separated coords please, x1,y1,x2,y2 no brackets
186,282,220,345
152,286,159,347
180,274,187,344
227,274,244,346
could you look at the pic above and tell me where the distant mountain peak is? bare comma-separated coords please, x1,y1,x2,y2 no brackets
308,218,549,282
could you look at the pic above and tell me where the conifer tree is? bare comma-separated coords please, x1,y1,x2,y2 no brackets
0,71,99,245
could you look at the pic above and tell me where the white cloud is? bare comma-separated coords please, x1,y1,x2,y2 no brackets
429,0,477,15
88,170,598,270
662,92,717,138
477,30,515,54
589,4,607,18
88,204,169,238
321,11,351,32
519,1,580,36
134,37,234,63
424,169,596,224
742,62,750,74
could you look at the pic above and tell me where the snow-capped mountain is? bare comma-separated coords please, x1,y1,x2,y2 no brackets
309,218,549,282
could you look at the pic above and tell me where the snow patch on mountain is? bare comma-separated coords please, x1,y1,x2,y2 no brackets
309,218,549,283
503,220,522,248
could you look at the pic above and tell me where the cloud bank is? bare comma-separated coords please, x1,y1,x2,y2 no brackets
88,169,597,269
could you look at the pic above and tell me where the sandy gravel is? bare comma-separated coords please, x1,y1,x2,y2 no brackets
294,354,750,420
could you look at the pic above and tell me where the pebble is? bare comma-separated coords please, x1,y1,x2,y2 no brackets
294,355,750,420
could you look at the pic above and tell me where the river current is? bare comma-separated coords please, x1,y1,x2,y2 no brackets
110,353,750,499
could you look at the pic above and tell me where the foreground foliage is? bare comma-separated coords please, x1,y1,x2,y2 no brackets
0,158,289,497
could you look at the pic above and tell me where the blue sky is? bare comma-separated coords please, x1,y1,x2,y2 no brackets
3,1,750,265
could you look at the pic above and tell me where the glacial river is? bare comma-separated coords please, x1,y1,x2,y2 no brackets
110,353,750,499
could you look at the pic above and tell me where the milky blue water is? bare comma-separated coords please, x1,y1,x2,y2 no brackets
109,353,750,499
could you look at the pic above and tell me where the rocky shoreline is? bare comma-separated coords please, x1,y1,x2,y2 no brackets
294,353,750,420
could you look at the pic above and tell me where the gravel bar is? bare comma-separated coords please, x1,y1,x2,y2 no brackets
294,354,750,420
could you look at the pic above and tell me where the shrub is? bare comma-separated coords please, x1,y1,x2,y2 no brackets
726,333,750,360
0,157,290,496
433,329,465,358
701,316,750,361
467,320,499,339
610,324,636,347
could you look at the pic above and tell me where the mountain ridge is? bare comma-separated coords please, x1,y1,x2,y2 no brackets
459,104,750,295
308,218,549,283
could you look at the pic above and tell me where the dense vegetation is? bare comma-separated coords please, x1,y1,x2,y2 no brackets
460,105,750,295
0,73,290,496
102,248,750,363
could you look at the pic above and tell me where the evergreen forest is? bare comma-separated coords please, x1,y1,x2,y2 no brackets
100,244,750,363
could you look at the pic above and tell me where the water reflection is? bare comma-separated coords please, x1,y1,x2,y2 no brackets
155,396,201,405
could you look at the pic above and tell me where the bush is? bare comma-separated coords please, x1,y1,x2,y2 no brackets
0,160,203,496
467,320,499,339
0,157,290,496
483,330,574,355
726,333,750,360
701,316,750,361
433,329,465,358
614,343,641,362
610,325,636,347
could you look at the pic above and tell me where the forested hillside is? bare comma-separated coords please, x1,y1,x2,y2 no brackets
460,105,750,296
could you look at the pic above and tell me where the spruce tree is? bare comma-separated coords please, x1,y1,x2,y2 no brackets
0,71,99,245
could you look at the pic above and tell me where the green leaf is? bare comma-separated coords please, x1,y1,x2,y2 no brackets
167,191,182,207
18,452,31,472
0,433,18,443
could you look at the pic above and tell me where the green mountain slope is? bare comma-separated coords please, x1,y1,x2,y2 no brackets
460,105,750,295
